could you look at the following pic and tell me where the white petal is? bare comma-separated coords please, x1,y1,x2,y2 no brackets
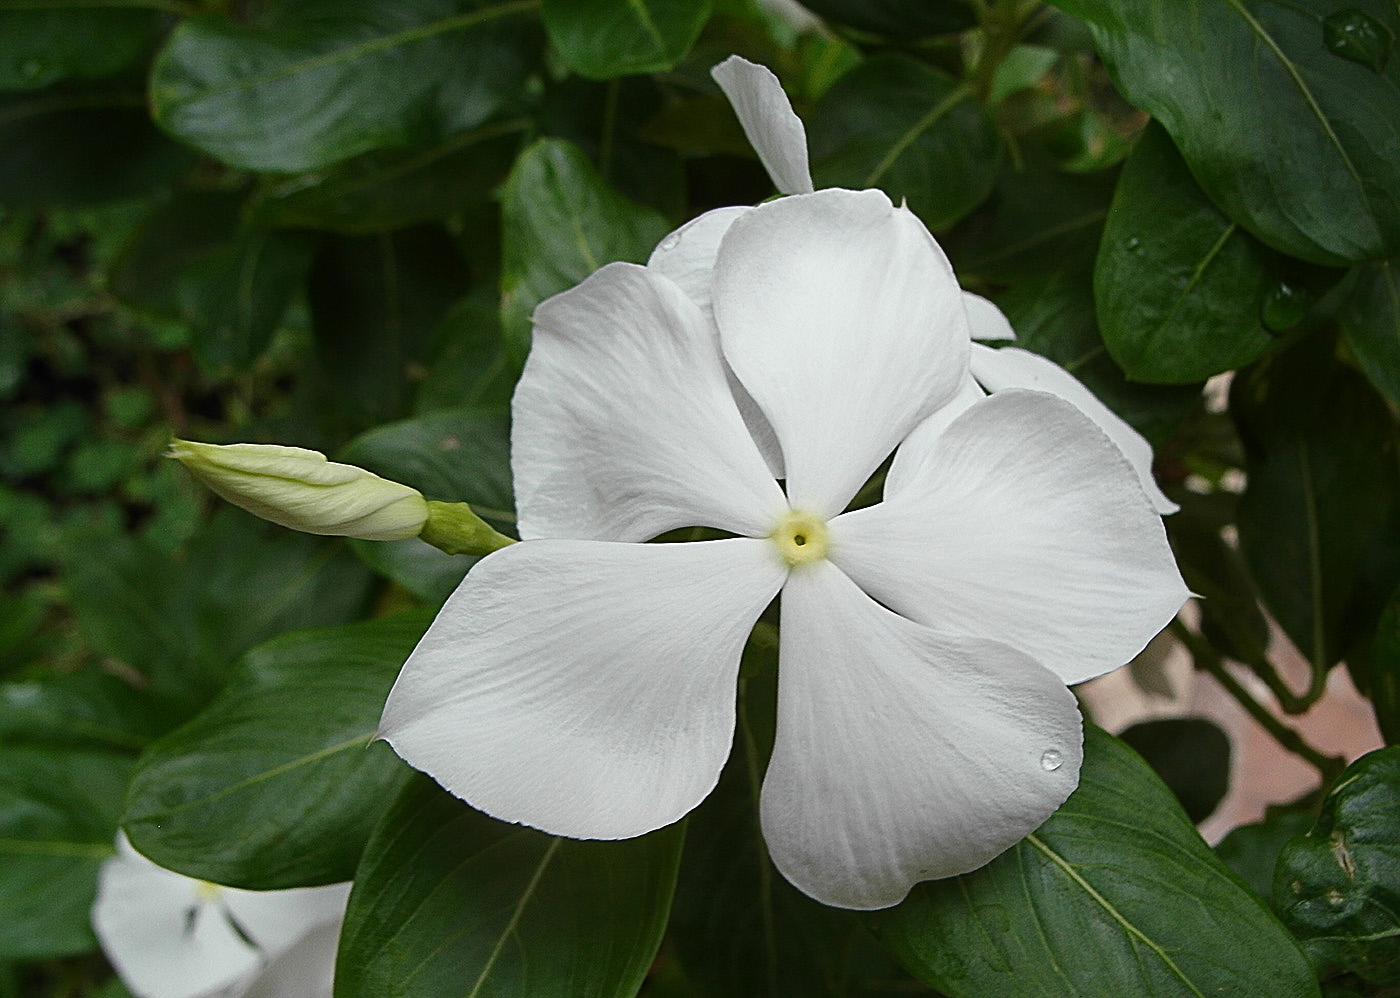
761,562,1082,910
832,390,1189,686
883,372,984,498
513,262,787,541
646,206,785,479
714,189,969,516
711,56,814,196
970,343,1178,514
236,921,339,998
380,537,788,839
93,846,259,998
221,882,350,959
962,291,1016,341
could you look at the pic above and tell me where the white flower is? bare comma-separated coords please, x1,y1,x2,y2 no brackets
378,179,1187,908
92,836,350,998
168,440,429,541
705,55,1178,514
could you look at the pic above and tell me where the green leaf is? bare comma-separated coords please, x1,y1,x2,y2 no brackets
794,0,975,37
1167,503,1272,669
0,747,131,959
62,510,374,705
109,188,314,371
870,726,1320,998
1233,331,1400,668
1096,121,1277,383
0,85,192,206
1118,717,1231,824
499,138,670,362
1051,0,1400,265
1276,747,1400,985
1341,258,1400,408
247,122,524,234
305,226,471,432
0,9,161,91
122,614,425,889
0,670,181,753
994,271,1200,444
1216,810,1317,899
336,775,684,998
341,405,513,603
808,55,1000,231
541,0,712,78
413,289,517,413
945,166,1115,284
150,0,541,172
667,645,925,997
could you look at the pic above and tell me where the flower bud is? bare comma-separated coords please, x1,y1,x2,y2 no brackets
169,439,429,541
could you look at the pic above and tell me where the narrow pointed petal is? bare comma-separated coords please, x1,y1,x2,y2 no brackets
714,189,969,516
712,56,814,195
380,537,787,839
762,562,1082,910
513,262,787,541
646,206,785,478
832,390,1188,686
971,343,1178,514
963,291,1016,340
93,843,259,998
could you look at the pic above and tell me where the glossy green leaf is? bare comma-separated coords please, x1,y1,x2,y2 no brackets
342,405,513,603
499,138,670,362
994,271,1200,444
0,85,192,206
336,775,684,998
0,747,131,959
794,0,975,36
541,0,711,78
306,226,471,432
1096,121,1277,383
870,727,1320,998
0,669,181,753
1216,810,1317,899
413,289,517,413
667,642,926,997
945,166,1115,284
1276,747,1400,984
150,0,541,172
1364,585,1400,745
1119,717,1231,824
123,614,425,889
1167,504,1272,669
247,123,524,234
1341,258,1400,408
1233,332,1400,668
0,9,161,91
62,510,374,705
808,55,1000,230
1051,0,1400,265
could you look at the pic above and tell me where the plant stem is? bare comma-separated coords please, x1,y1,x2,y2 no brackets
1170,619,1345,782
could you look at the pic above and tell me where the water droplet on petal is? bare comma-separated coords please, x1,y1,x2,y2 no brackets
1040,749,1063,771
658,231,681,252
1260,282,1312,334
1324,10,1394,73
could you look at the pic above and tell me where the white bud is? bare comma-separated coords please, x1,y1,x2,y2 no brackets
169,440,428,541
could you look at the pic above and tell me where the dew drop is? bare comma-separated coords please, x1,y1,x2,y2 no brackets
19,58,43,80
1124,236,1141,253
1324,10,1394,73
1040,749,1063,771
1260,282,1311,334
658,231,681,252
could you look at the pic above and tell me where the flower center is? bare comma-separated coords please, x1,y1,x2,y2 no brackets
770,510,830,567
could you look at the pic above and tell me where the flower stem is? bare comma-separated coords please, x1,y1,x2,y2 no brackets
1170,619,1345,782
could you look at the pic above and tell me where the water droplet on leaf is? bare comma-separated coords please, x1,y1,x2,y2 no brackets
1124,237,1141,253
1260,282,1312,334
1324,10,1394,72
19,59,44,80
1326,887,1346,905
1040,749,1062,771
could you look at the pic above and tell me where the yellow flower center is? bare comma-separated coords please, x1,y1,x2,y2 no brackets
194,881,223,903
770,510,830,567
